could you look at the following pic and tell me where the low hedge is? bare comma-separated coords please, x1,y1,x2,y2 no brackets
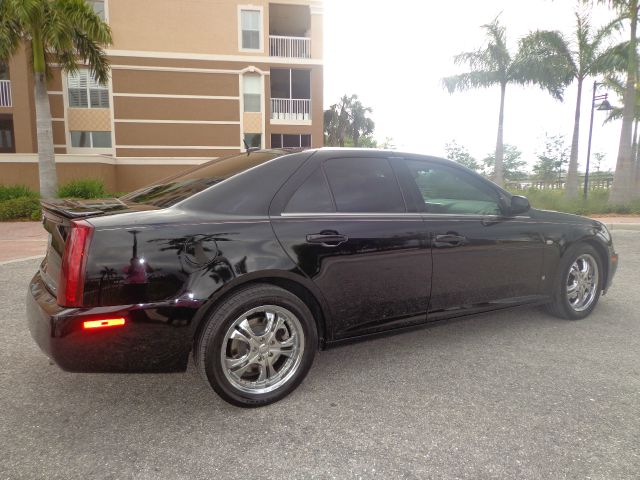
0,185,38,202
57,179,106,199
0,197,41,221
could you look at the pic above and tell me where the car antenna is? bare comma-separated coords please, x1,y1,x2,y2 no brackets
243,139,260,156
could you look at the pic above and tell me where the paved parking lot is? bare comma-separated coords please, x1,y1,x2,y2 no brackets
1,230,639,479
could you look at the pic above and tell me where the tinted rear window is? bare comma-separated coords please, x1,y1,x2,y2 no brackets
323,157,405,213
121,151,280,207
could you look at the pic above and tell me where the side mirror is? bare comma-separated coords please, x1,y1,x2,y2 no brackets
508,195,530,216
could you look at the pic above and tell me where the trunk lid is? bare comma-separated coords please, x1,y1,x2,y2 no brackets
39,198,158,296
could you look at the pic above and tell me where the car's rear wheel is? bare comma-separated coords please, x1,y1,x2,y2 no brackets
545,244,603,320
195,284,317,407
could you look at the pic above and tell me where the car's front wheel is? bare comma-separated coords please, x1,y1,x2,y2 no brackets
195,284,317,407
545,244,603,320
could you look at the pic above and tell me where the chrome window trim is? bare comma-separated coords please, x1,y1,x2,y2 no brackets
279,212,532,219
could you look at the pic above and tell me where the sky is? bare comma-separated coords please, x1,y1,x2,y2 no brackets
322,0,622,172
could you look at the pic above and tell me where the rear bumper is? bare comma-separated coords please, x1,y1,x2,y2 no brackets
26,272,199,373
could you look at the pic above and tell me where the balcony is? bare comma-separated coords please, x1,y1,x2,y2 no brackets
270,68,311,122
0,80,11,107
269,35,310,58
271,98,310,121
269,3,311,59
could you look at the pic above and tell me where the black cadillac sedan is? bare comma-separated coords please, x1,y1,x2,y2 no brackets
27,148,618,407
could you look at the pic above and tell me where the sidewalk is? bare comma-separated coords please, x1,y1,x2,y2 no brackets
1,217,639,265
0,222,48,264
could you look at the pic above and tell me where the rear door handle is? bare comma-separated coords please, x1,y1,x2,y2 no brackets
434,234,466,248
306,232,348,247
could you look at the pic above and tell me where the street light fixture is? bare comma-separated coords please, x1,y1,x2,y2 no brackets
584,81,614,199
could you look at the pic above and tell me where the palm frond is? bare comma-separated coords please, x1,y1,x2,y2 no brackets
442,71,500,93
0,1,22,60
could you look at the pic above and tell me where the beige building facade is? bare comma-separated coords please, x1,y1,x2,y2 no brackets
0,0,323,192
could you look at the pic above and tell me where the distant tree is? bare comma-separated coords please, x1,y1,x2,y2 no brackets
442,15,566,187
379,137,396,149
532,134,569,183
593,152,606,173
520,13,620,198
444,140,481,171
324,94,375,147
482,144,527,182
0,0,112,198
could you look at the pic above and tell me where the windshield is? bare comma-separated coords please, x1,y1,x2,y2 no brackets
121,151,282,207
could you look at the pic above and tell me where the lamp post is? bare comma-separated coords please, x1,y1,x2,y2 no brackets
584,81,614,199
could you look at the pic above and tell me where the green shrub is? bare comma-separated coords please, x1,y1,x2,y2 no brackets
0,197,41,221
0,185,38,202
57,179,106,199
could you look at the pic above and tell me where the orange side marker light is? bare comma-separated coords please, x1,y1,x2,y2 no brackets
83,318,126,329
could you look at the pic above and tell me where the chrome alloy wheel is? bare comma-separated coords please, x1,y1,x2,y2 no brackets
220,305,305,394
566,253,599,312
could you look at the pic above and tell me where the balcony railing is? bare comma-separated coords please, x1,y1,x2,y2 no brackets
269,35,311,58
0,80,11,107
271,98,311,121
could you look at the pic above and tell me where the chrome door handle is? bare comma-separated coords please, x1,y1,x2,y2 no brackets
434,234,466,248
306,232,348,247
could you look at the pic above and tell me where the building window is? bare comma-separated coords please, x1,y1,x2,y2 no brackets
0,116,15,153
0,62,8,80
87,0,106,20
67,70,109,108
70,131,112,148
271,134,311,148
243,75,261,112
240,9,261,50
244,133,261,149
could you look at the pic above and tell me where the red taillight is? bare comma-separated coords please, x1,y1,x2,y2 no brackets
57,220,93,307
83,318,126,329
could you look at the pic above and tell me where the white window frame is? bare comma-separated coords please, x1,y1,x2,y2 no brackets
67,69,110,109
238,5,264,53
68,130,113,154
243,74,262,113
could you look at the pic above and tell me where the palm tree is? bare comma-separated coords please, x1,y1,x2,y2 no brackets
520,14,620,198
349,99,374,147
590,0,639,203
324,94,375,147
443,16,566,187
324,95,353,147
603,75,640,192
0,0,112,198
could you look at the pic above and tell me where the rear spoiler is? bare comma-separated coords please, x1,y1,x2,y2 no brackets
39,198,146,220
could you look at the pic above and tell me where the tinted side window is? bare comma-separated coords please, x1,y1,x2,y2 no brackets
284,167,334,213
323,157,405,213
404,160,501,215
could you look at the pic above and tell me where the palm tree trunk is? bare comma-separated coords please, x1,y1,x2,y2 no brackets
494,83,506,186
32,30,58,198
609,0,638,205
566,79,582,198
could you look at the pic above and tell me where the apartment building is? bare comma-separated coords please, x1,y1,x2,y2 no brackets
0,0,323,192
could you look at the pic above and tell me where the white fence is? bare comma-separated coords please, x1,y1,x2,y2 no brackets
270,98,311,121
269,35,311,58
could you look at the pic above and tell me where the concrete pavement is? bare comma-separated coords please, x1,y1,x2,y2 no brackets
0,231,638,479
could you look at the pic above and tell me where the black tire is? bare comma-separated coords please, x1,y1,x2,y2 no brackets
545,243,603,320
195,284,317,407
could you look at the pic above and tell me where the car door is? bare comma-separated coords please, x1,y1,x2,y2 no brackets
396,156,546,320
270,152,432,340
